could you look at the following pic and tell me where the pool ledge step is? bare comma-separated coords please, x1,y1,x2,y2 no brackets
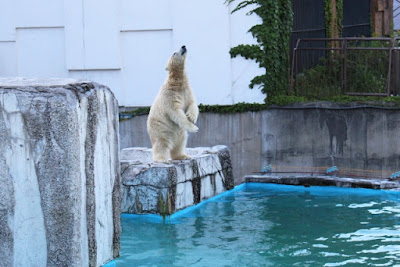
244,174,400,190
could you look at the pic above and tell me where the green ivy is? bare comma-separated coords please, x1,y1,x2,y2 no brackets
325,95,400,105
336,0,343,34
198,102,268,113
119,107,150,121
226,0,293,101
266,94,307,106
118,96,400,120
324,0,343,39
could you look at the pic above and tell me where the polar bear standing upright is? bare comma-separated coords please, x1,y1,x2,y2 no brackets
147,46,199,162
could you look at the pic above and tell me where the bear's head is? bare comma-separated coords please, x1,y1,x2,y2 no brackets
165,46,187,74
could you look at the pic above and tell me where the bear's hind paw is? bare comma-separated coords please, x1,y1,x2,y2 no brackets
153,157,170,163
171,154,191,160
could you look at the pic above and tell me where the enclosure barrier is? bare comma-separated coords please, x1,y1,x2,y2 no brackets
290,37,400,97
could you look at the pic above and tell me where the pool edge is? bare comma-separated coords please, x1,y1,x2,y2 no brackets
244,174,400,190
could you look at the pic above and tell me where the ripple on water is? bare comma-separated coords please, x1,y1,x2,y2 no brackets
324,258,368,266
337,227,400,242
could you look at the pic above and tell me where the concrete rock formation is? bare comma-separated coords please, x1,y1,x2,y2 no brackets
0,78,121,267
120,145,234,215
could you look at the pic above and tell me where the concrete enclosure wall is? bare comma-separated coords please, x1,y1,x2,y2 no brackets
0,0,264,106
120,104,400,184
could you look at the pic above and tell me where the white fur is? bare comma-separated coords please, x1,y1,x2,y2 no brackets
147,46,199,162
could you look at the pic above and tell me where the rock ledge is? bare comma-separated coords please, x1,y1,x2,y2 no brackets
121,145,234,215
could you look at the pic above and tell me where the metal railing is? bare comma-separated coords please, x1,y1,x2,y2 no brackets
290,38,400,97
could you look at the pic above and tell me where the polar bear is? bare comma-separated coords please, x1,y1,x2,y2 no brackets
147,45,199,162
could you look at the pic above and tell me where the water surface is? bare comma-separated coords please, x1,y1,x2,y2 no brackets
105,183,400,266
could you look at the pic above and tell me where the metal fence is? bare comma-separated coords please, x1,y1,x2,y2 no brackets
290,38,400,97
290,0,371,67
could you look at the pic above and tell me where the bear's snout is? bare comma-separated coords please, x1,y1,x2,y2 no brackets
181,46,187,55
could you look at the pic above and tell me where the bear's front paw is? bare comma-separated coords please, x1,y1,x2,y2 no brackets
186,111,198,124
186,105,199,123
187,124,199,133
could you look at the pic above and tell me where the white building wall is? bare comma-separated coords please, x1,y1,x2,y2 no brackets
0,0,265,106
16,28,68,78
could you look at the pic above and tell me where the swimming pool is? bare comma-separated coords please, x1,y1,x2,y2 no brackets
105,183,400,266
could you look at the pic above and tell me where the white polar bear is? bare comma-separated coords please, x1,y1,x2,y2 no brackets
147,46,199,162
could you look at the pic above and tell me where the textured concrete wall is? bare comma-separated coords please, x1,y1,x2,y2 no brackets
119,103,400,184
0,78,121,267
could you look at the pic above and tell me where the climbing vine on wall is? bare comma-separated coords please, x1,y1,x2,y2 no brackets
324,0,343,40
226,0,293,101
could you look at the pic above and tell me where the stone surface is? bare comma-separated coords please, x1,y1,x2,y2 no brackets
244,174,400,190
121,145,234,215
120,103,400,185
0,78,121,267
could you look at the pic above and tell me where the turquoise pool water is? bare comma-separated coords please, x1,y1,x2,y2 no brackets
105,183,400,266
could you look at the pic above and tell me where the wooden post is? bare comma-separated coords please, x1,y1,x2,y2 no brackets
371,0,393,36
330,0,339,39
328,0,340,49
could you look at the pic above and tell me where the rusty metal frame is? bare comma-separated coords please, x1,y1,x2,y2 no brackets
392,37,400,96
290,37,395,96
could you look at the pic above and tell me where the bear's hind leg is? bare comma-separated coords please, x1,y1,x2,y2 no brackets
152,140,171,163
170,131,190,160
